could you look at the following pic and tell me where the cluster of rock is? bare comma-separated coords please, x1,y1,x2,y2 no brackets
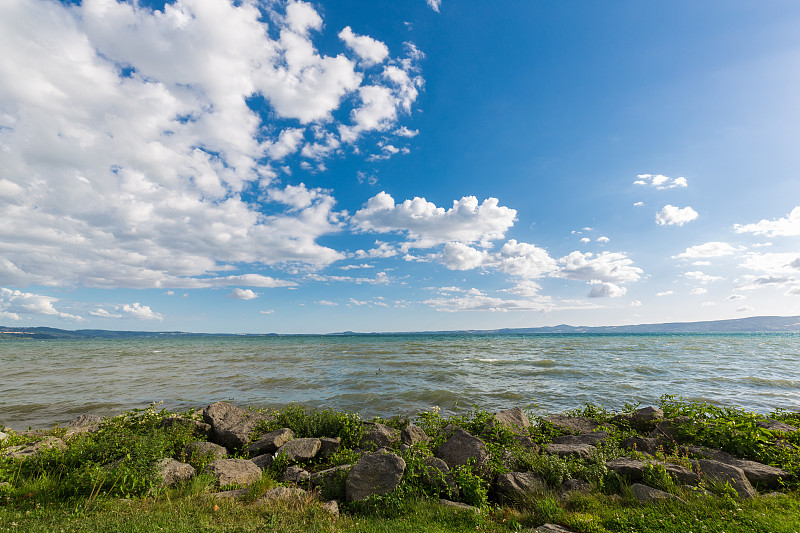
2,401,797,525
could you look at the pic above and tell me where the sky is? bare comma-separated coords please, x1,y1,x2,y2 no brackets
1,0,800,334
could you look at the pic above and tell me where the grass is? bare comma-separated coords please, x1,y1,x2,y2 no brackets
1,396,800,532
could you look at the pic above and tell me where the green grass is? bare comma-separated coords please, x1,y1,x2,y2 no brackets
2,396,800,532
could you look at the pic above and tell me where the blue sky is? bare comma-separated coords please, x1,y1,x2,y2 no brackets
1,0,799,333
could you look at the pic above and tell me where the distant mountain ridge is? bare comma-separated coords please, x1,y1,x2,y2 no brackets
2,315,800,339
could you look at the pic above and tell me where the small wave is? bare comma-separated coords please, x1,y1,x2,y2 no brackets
478,358,499,362
741,376,799,389
530,359,557,367
152,350,163,353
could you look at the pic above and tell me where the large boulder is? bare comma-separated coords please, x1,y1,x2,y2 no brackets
697,459,756,499
282,465,311,484
159,416,212,439
495,472,546,503
421,456,457,495
248,428,295,456
620,436,662,455
183,441,227,462
756,419,798,433
275,438,321,463
259,486,308,503
435,429,488,469
648,416,691,441
361,423,401,449
203,402,269,452
486,407,530,436
204,458,262,487
401,424,430,446
540,415,599,435
64,415,104,438
551,432,608,446
545,443,595,460
605,458,699,485
251,454,274,470
319,437,341,459
157,458,195,486
346,452,406,502
682,445,787,489
630,483,684,504
3,436,65,459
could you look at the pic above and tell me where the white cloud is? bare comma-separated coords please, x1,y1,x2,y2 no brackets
656,290,674,296
122,302,162,320
734,206,800,237
442,242,486,270
690,287,708,295
737,305,754,313
580,237,590,243
630,300,642,307
352,192,517,248
338,26,389,66
498,240,558,278
424,290,553,313
228,288,258,300
738,253,800,292
557,251,643,284
259,309,274,314
426,0,442,12
634,174,688,189
0,0,422,291
597,236,610,243
89,308,123,319
340,264,374,270
702,301,717,307
0,288,81,320
633,201,643,207
727,294,746,300
588,281,627,298
675,242,745,259
656,205,698,226
395,126,419,137
316,300,338,306
684,271,723,284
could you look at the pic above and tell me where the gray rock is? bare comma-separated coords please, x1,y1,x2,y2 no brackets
251,453,273,470
421,456,457,495
697,459,756,499
435,429,489,469
276,438,321,463
630,483,684,504
346,452,406,502
682,445,787,489
248,428,295,456
361,422,401,449
439,423,461,438
311,464,352,487
621,436,662,455
283,465,311,484
319,437,341,459
204,458,262,487
259,486,308,502
439,499,480,512
320,500,339,516
756,419,798,433
202,402,269,452
631,407,664,425
159,417,212,439
541,415,599,435
0,432,8,442
486,407,530,435
3,436,65,459
495,472,546,502
552,432,608,446
157,458,196,486
401,423,430,446
534,524,577,533
64,414,103,437
648,416,691,440
212,488,249,499
183,441,228,462
545,443,595,460
605,457,699,485
560,479,592,495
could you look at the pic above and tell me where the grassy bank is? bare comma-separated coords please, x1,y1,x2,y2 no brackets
2,396,800,532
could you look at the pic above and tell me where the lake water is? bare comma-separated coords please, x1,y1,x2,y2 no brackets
2,333,800,430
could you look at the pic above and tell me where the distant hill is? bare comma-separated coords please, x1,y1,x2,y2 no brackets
2,315,800,339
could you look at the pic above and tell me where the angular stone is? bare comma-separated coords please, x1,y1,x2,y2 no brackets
401,423,430,446
283,465,311,484
3,436,65,459
534,524,577,533
682,445,787,489
545,443,595,459
320,500,339,516
552,432,608,446
159,417,212,439
605,458,699,486
319,437,341,459
541,415,599,435
64,414,103,437
204,458,262,487
346,452,406,502
183,441,227,462
495,472,546,502
260,486,308,502
756,419,798,433
560,479,592,494
202,402,269,452
421,456,457,495
630,483,684,503
631,407,664,425
361,422,401,449
697,459,756,499
0,432,7,442
439,499,480,512
251,453,273,470
248,428,295,456
648,416,691,441
276,438,321,463
435,429,488,469
311,464,352,487
212,488,249,499
486,407,531,436
621,436,662,455
157,458,195,486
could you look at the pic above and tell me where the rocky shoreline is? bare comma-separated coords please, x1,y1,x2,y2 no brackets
2,401,798,533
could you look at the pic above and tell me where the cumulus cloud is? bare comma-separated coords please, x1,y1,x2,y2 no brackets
597,236,610,243
0,288,81,320
351,192,517,248
690,288,708,295
0,0,422,291
426,0,442,12
122,302,162,320
442,242,486,270
229,288,258,300
588,281,627,298
424,288,553,313
557,251,643,284
675,242,745,259
656,205,698,226
734,206,800,237
89,308,123,319
656,290,674,296
727,294,746,300
738,252,800,292
684,271,723,284
498,240,558,278
634,174,688,189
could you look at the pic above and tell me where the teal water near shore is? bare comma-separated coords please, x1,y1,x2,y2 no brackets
2,333,799,430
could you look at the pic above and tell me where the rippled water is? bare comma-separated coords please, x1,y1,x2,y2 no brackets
2,333,799,430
